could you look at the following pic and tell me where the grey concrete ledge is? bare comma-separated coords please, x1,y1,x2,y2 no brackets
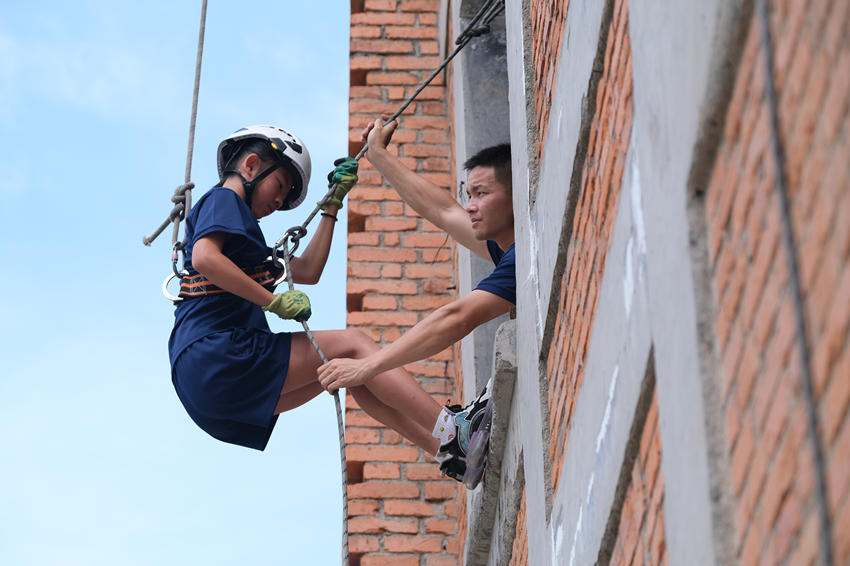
465,319,519,566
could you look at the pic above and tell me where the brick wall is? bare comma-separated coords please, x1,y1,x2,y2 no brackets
707,0,850,563
545,0,633,497
347,1,461,564
530,0,569,158
610,391,668,566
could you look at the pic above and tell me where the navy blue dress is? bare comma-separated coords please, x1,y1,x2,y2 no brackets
168,187,291,451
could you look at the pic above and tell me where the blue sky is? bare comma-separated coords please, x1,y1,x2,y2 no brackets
0,2,351,564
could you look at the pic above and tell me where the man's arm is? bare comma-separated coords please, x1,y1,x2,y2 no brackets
364,119,490,259
317,290,512,391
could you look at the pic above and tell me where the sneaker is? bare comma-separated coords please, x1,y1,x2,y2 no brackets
436,380,494,488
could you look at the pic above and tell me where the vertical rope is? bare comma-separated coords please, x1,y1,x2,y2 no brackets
756,1,833,563
180,0,208,237
279,243,349,566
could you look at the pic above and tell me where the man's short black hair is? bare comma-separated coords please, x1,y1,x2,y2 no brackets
464,143,512,190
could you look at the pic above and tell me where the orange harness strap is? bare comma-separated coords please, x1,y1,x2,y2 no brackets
178,264,276,298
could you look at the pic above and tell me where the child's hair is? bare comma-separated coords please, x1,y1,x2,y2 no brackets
221,139,280,179
464,143,512,191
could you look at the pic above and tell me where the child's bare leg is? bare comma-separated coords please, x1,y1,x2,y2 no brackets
280,329,442,450
348,385,439,454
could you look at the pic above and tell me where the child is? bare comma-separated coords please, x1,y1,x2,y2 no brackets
168,125,488,486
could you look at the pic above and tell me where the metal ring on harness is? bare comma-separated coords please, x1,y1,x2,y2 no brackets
272,225,307,270
162,270,190,302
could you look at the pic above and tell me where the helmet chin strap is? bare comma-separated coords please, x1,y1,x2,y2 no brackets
235,163,280,208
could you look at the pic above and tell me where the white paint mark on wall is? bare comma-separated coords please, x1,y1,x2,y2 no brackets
596,365,620,453
528,214,545,341
568,503,583,566
567,364,621,565
630,141,648,258
624,139,648,318
552,504,565,565
624,236,635,317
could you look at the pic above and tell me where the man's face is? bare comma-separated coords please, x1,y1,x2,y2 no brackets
465,165,514,242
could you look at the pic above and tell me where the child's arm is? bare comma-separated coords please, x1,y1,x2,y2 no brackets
317,290,512,390
286,203,341,284
193,232,275,306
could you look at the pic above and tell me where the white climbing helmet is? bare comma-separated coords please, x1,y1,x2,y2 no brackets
217,125,312,210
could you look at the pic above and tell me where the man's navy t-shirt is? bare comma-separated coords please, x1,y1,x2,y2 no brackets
474,241,516,305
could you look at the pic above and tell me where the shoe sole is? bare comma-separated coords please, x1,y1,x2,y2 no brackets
463,461,485,489
463,400,494,490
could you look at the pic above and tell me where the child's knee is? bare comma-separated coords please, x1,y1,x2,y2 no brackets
343,328,378,357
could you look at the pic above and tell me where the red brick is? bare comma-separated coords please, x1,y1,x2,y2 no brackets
348,311,420,327
350,517,419,534
361,556,419,566
346,445,421,463
367,72,421,85
425,519,456,535
349,263,382,278
424,482,456,500
363,0,397,10
349,499,380,516
384,500,436,516
349,481,420,499
351,13,416,25
405,464,443,481
352,39,415,54
351,56,384,70
348,428,381,444
350,536,381,553
385,26,438,39
363,296,399,310
384,535,442,553
404,264,452,279
400,0,439,12
349,248,418,262
364,463,401,480
351,26,383,39
364,217,419,232
348,279,419,295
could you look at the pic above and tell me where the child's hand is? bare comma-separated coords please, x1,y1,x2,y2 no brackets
262,290,312,322
321,157,359,210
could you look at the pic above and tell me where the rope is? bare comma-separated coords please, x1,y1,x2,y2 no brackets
756,1,833,564
142,0,208,269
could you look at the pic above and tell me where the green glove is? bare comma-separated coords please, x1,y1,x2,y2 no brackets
321,157,359,210
263,290,312,322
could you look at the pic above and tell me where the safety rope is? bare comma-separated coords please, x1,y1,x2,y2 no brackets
142,0,208,281
756,1,833,563
143,2,504,565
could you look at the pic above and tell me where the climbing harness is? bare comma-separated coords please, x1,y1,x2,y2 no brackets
142,1,505,564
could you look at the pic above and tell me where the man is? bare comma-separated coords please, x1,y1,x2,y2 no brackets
318,118,515,486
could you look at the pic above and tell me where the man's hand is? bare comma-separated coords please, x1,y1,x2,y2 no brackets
263,290,312,322
317,357,376,392
322,157,359,210
362,116,398,153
